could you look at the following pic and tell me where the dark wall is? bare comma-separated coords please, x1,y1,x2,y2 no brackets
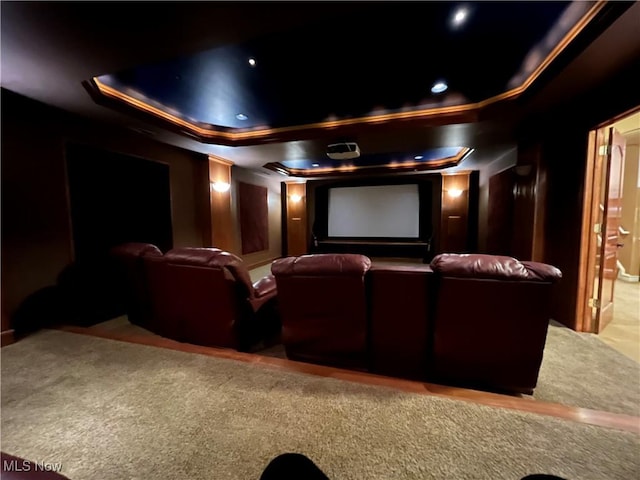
487,168,515,256
66,143,174,259
475,147,518,254
520,58,640,329
1,89,210,323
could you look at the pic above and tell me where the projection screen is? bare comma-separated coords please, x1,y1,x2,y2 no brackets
328,184,420,238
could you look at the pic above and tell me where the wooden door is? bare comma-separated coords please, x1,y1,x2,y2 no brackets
592,127,626,332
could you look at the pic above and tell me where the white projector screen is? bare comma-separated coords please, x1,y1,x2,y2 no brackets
328,184,420,238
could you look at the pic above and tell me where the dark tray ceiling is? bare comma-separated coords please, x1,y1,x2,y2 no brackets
95,1,583,132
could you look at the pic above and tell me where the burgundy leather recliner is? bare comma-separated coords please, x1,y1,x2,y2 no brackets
429,253,562,394
144,247,278,351
109,242,163,329
271,254,371,369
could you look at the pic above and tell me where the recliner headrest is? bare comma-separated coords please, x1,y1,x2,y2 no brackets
164,247,255,297
272,254,372,276
430,253,561,282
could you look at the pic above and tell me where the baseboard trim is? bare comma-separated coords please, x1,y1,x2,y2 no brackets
1,329,16,347
616,261,639,282
246,256,279,271
618,272,640,283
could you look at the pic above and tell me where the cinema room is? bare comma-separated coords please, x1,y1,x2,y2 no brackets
1,2,639,479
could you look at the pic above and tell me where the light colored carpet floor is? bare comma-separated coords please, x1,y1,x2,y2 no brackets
1,330,639,480
533,322,640,416
88,316,640,417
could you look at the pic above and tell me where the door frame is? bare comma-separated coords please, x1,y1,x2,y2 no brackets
576,106,638,332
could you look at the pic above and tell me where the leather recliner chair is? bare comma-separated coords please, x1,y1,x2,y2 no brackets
145,247,278,351
271,253,371,369
109,242,163,329
429,253,562,394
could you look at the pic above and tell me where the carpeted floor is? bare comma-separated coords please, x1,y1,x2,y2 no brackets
86,316,640,417
533,322,640,416
2,330,639,480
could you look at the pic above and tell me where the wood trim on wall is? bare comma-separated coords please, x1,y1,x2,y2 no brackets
512,143,548,262
284,182,308,256
208,155,236,252
1,329,16,348
532,150,548,262
440,173,471,253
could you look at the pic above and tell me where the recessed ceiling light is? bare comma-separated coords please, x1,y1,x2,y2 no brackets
451,7,469,28
312,163,320,167
235,113,248,120
414,155,424,160
431,81,448,94
248,57,257,67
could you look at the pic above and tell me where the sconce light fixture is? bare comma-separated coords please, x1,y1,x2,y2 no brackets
289,193,302,203
211,181,231,193
514,164,534,177
447,188,463,198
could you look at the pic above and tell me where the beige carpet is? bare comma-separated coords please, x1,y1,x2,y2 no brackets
2,330,639,480
533,322,640,416
89,316,640,416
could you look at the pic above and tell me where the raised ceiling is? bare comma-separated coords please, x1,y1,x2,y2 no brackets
2,1,639,178
94,2,579,130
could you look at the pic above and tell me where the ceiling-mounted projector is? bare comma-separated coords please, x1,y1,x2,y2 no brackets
327,142,360,160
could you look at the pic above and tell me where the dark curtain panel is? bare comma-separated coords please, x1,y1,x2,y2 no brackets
61,143,173,325
66,143,173,258
239,182,268,254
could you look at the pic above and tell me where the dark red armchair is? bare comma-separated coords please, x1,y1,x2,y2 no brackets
144,247,278,350
109,242,163,329
271,253,371,369
429,253,562,394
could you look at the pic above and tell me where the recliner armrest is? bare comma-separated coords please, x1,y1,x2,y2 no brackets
253,274,277,299
249,274,277,312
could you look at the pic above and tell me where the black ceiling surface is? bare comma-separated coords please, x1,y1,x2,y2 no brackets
96,1,575,131
2,1,639,178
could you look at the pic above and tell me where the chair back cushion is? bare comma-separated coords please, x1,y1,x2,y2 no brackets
163,248,256,349
430,253,562,282
271,254,371,368
429,253,562,393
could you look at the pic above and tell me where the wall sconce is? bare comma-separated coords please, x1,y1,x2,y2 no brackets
447,188,464,198
514,164,534,177
289,193,303,203
211,181,231,193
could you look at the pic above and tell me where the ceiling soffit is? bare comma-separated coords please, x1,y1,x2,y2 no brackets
85,1,607,146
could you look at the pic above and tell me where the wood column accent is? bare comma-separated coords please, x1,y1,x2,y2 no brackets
440,172,471,253
208,155,236,252
284,182,308,256
513,143,547,262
